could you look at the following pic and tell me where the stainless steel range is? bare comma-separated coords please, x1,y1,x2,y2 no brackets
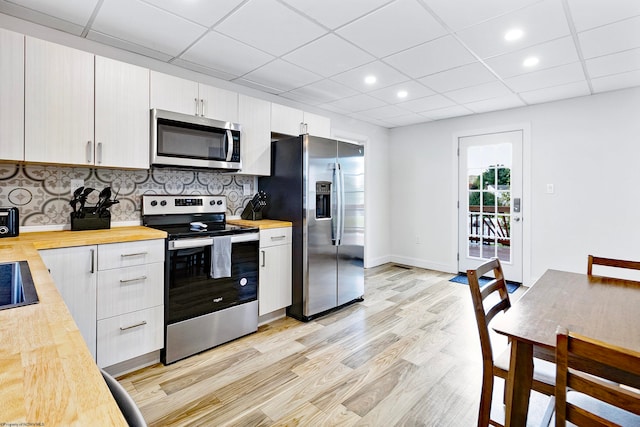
142,195,259,364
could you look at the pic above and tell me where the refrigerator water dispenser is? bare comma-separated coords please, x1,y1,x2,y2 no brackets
315,181,331,219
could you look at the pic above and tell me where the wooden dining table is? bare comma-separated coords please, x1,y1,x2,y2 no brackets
491,269,640,426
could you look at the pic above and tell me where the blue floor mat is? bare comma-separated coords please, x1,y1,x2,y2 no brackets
449,274,520,293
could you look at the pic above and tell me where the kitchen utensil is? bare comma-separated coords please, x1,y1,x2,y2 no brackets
77,187,95,218
93,187,112,215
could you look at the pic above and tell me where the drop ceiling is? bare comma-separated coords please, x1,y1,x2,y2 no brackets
1,0,639,128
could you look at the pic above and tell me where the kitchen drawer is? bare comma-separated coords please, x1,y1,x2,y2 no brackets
260,227,292,248
98,239,164,270
97,262,164,320
97,305,163,368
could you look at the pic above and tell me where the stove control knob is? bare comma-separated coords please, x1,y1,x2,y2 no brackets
209,200,216,205
160,200,167,206
150,200,158,207
216,200,223,205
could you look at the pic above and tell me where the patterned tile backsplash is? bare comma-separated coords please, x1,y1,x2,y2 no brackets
0,163,256,229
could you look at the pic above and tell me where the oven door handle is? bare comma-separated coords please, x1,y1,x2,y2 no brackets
168,233,259,250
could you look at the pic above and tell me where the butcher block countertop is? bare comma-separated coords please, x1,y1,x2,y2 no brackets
227,218,292,229
0,226,166,425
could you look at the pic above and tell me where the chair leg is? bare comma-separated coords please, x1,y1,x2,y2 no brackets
478,372,494,427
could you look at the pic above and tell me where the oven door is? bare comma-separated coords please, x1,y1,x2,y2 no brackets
166,233,259,325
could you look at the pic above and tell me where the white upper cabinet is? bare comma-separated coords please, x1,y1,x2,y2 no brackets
271,103,331,138
199,84,239,123
25,37,94,165
271,103,304,136
150,71,238,122
95,56,150,169
0,28,24,162
238,94,271,176
149,71,199,116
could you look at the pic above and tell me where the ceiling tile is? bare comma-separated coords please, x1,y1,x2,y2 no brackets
143,0,245,27
282,79,359,104
586,48,640,78
422,0,540,31
4,0,99,26
180,31,274,77
92,0,207,57
591,69,640,93
445,81,513,104
215,0,327,56
464,94,526,113
348,112,394,127
280,0,392,29
359,105,410,120
384,35,476,78
385,113,433,127
422,105,473,120
486,36,579,79
240,59,323,92
368,80,435,104
336,0,447,57
169,58,237,81
567,0,640,32
519,80,590,104
396,94,455,112
325,94,387,112
86,30,174,61
504,62,586,92
418,62,498,92
455,0,570,59
578,16,640,59
330,60,409,92
282,34,375,77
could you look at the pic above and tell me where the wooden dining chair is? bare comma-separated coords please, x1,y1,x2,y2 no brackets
587,254,640,277
554,327,640,426
467,258,556,427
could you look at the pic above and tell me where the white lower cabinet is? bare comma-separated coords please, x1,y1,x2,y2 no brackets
96,239,164,368
259,227,292,316
40,245,97,359
40,239,165,368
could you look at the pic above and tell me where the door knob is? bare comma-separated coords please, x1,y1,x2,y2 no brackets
513,217,521,222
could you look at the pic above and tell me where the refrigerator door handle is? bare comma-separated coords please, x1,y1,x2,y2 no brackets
331,163,340,246
335,162,344,245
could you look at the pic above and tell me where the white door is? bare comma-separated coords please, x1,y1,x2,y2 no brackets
458,130,523,282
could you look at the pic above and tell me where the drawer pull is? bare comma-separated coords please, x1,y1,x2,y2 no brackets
120,320,147,331
119,276,147,284
121,252,148,258
270,235,286,241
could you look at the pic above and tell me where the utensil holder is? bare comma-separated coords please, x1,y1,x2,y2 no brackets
70,209,111,231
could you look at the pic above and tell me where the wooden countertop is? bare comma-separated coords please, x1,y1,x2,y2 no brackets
227,219,292,229
0,226,166,425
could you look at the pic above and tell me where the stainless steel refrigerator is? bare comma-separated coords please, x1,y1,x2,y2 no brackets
259,135,364,321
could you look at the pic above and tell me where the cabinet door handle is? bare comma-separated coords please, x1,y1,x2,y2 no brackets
194,97,199,115
270,235,286,241
90,249,95,274
96,142,103,164
200,98,205,117
120,320,147,331
119,276,147,284
261,250,266,267
121,252,148,258
86,140,93,163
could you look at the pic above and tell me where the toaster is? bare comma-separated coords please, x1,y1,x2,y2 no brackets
0,207,19,237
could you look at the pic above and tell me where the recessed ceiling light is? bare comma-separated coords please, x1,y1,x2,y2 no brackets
504,28,524,41
364,75,377,85
523,56,539,67
397,90,408,98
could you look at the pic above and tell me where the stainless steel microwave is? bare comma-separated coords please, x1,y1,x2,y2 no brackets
151,109,242,171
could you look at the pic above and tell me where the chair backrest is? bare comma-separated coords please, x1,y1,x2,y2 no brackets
587,254,640,277
555,327,640,427
467,258,511,365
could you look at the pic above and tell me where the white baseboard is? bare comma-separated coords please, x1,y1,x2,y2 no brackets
388,255,456,274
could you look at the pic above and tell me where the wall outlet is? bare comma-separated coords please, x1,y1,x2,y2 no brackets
415,235,421,244
70,179,84,194
243,183,251,196
546,183,554,194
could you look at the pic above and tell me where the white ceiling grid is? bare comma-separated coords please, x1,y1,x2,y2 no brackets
1,0,638,128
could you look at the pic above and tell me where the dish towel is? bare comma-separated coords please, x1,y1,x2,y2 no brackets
210,235,232,279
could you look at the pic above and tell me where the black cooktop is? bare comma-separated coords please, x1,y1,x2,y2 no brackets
154,223,257,240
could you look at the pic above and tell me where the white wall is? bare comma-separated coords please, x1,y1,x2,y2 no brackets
389,87,640,284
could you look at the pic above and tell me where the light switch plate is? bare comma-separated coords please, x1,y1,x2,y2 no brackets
546,184,554,194
243,183,251,196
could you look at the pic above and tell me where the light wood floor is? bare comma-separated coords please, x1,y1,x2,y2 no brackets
120,264,551,426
